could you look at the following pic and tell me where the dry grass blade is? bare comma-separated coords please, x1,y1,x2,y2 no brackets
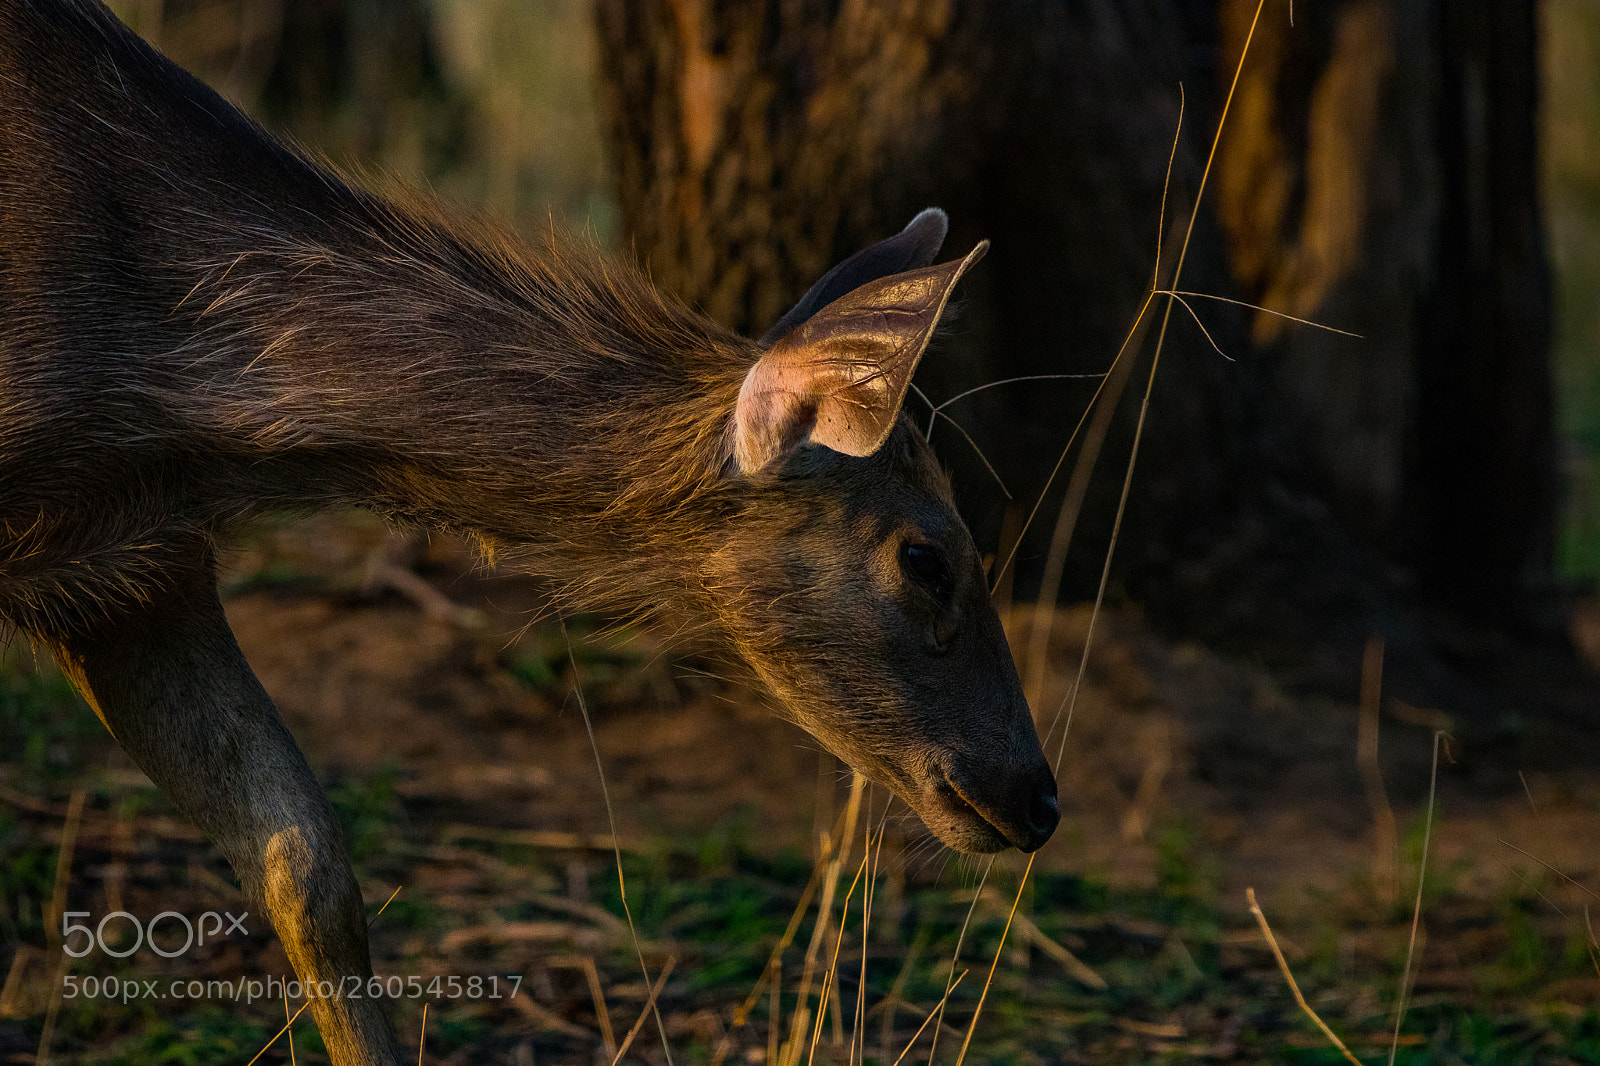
805,853,869,1066
709,861,829,1066
931,373,1108,415
285,985,298,1066
785,774,865,1066
35,788,83,1066
890,969,967,1066
850,811,889,1065
1019,81,1185,685
979,887,1105,989
1587,908,1600,979
1247,887,1363,1066
246,1002,315,1066
1497,839,1600,903
967,6,1276,1061
1157,290,1363,337
771,959,782,1066
954,853,1035,1066
611,957,677,1066
712,797,869,1066
563,616,675,1066
582,956,618,1060
1049,0,1269,771
922,857,991,1066
369,884,404,926
247,885,405,1066
910,385,1015,500
1022,296,1151,701
1389,730,1442,1066
510,993,590,1038
417,1001,428,1066
544,955,620,1054
1158,292,1234,360
992,291,1153,600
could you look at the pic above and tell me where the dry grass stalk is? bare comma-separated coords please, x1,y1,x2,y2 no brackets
582,956,617,1059
783,773,865,1066
286,985,298,1066
1017,47,1191,701
611,957,676,1066
770,960,782,1066
922,858,991,1066
1518,771,1538,812
849,815,889,1064
35,788,84,1066
804,854,869,1066
247,884,402,1066
1358,636,1399,903
890,969,968,1066
1246,887,1363,1066
954,852,1037,1066
961,2,1275,1059
708,857,830,1066
417,1001,428,1066
978,887,1106,989
1023,289,1156,706
527,892,632,937
1119,722,1171,842
1490,843,1600,977
0,947,43,1019
1388,730,1442,1066
564,617,674,1066
1588,909,1600,980
827,967,847,1049
1496,838,1600,904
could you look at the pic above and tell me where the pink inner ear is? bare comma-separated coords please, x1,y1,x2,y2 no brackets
733,341,892,473
732,240,987,474
733,360,821,472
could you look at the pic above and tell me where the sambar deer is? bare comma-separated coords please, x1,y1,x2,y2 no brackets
0,2,1057,1061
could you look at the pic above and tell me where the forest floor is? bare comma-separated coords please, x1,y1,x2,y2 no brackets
1,515,1598,1065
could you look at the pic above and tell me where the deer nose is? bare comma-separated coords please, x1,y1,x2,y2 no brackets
1018,768,1060,853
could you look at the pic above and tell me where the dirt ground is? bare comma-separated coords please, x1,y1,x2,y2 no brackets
2,515,1598,1063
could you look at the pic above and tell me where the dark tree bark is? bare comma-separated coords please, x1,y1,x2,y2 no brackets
593,0,1560,662
594,0,1249,604
1414,1,1557,613
1215,0,1557,619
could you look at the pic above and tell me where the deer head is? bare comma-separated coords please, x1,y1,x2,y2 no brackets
711,210,1058,853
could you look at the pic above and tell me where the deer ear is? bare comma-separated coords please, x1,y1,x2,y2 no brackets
759,208,950,346
733,238,988,473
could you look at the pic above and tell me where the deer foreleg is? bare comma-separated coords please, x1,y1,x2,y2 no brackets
44,554,402,1066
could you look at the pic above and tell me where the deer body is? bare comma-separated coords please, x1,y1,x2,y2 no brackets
1,4,1056,1063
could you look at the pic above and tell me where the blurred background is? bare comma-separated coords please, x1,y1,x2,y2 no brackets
96,0,1600,668
2,1,1598,1062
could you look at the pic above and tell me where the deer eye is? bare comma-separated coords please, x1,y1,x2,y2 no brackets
900,542,952,599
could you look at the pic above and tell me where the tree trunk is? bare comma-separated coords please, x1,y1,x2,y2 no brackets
594,0,1559,647
1215,0,1557,620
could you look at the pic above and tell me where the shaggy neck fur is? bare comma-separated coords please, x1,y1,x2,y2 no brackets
0,0,755,636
